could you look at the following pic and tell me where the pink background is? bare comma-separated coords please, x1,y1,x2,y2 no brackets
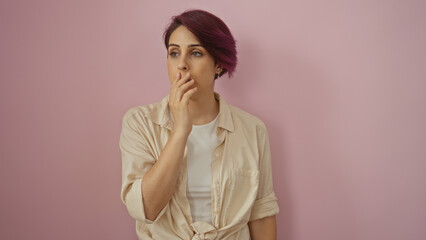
1,1,425,239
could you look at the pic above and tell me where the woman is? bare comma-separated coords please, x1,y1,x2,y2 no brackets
120,9,279,240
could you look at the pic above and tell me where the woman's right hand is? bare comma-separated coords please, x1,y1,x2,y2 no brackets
168,72,198,137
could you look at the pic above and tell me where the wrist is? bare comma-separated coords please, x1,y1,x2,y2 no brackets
171,128,189,139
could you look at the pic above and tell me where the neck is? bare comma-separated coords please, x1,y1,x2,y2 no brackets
188,90,220,125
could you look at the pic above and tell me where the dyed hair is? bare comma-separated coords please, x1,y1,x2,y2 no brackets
163,9,237,78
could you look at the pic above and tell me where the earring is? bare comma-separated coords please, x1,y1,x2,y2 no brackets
215,68,222,80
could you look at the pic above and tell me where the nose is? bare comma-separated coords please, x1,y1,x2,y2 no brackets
177,55,189,72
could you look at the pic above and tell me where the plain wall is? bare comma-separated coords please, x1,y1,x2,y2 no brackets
1,0,425,239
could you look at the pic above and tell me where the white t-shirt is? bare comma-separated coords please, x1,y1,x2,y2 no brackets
186,113,221,223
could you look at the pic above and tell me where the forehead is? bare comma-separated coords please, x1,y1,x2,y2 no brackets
168,25,201,46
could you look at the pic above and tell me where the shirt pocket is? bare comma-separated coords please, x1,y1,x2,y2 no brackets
220,168,259,225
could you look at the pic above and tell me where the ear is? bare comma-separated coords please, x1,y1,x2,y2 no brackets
215,63,223,74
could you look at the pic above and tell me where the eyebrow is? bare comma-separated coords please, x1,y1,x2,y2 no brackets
167,43,204,48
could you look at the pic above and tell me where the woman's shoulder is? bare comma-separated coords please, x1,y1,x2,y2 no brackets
121,96,169,124
121,105,146,121
227,104,267,130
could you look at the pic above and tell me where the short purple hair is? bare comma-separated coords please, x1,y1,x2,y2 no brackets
163,9,237,78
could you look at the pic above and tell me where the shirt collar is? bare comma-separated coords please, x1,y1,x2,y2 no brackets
147,91,234,133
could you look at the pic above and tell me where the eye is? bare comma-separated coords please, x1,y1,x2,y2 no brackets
192,51,202,57
168,51,179,57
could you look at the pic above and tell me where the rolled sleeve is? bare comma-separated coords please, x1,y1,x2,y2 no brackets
119,111,167,223
125,178,168,224
249,123,280,222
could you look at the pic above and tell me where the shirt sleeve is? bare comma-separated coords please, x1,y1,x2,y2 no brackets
249,123,280,222
119,111,168,224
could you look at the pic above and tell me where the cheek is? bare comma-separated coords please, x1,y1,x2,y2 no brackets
195,61,215,73
199,66,216,78
167,59,174,69
167,61,176,79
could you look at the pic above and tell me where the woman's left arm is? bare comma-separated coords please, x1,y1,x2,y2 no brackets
248,123,279,239
248,215,277,240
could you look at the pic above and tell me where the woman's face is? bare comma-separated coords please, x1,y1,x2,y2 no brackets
167,25,221,97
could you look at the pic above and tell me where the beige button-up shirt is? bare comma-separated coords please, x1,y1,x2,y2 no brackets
119,92,279,239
